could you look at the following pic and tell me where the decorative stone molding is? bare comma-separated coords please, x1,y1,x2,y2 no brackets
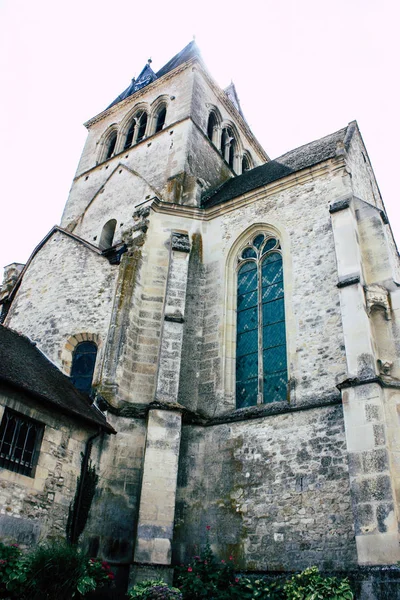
60,332,101,374
380,210,389,225
164,311,184,323
171,232,190,253
102,242,128,265
337,274,360,288
364,284,391,320
377,359,393,376
329,197,351,214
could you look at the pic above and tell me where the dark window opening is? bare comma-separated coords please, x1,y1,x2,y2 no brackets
221,128,228,154
221,127,236,170
155,106,166,133
207,112,217,141
136,112,148,142
105,132,117,160
0,409,44,477
99,219,117,250
229,138,235,169
71,341,98,394
124,121,136,149
242,155,250,173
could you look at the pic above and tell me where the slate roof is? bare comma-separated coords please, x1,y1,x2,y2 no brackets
107,41,200,109
0,325,115,433
202,124,354,208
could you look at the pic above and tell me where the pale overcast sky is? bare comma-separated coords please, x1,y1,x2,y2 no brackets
0,0,399,270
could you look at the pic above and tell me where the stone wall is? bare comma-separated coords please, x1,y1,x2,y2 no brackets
5,230,117,374
174,403,358,571
0,386,97,547
82,413,146,564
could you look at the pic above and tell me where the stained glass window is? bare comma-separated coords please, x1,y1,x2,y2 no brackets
71,342,97,394
236,234,287,408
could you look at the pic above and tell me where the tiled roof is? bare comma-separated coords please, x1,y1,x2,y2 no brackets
0,325,115,433
202,124,354,208
107,41,200,109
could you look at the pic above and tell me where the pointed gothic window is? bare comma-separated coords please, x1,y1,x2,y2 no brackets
242,154,251,173
99,219,117,250
228,137,235,169
236,234,287,408
124,120,136,149
221,127,236,170
105,132,117,160
207,111,217,141
71,342,98,394
155,105,166,133
136,112,148,142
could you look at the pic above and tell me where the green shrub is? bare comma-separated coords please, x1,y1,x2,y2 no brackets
176,532,237,599
0,542,28,599
77,557,115,597
22,542,88,600
234,575,286,599
0,541,115,600
128,578,182,599
284,566,354,600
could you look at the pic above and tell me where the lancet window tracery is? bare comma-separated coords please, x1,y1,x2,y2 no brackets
236,233,287,408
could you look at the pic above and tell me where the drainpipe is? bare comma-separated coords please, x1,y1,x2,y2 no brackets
71,427,102,545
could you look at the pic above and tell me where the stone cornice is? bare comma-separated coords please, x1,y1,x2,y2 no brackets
103,393,342,426
150,155,347,222
337,375,400,391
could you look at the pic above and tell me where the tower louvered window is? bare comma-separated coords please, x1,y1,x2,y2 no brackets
236,234,287,408
105,132,117,160
136,112,148,142
124,120,136,149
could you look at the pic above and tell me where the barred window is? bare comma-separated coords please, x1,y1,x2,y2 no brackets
236,234,287,408
0,409,44,477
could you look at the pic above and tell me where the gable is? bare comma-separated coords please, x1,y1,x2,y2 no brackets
74,164,160,245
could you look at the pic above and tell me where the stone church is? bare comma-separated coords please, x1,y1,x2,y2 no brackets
1,41,400,596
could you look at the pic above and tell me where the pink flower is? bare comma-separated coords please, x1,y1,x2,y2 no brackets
188,567,193,572
235,578,239,583
229,555,234,561
221,560,225,564
108,573,114,580
206,525,211,530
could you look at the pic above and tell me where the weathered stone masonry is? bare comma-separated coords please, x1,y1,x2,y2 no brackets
2,41,400,599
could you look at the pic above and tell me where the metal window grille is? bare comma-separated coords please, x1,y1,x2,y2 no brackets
0,409,44,477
